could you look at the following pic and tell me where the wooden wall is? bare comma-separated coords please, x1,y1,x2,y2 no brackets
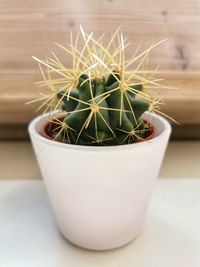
0,0,200,138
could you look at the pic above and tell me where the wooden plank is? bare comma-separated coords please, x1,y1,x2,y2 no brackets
1,0,200,71
152,72,200,125
0,72,200,125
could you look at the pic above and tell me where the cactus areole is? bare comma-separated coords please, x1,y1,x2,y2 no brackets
32,27,170,146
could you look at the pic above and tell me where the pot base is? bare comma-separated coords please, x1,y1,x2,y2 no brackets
58,224,143,251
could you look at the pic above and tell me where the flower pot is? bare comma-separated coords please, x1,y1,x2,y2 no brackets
28,111,171,250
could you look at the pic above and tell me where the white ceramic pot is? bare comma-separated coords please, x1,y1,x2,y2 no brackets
29,111,171,250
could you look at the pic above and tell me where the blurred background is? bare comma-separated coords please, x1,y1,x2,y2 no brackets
0,0,200,178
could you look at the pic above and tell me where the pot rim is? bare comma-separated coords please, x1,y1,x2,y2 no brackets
28,111,171,152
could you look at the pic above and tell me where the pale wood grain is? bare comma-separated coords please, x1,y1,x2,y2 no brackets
0,0,200,130
1,0,200,71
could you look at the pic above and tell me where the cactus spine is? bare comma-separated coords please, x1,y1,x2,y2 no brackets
32,27,169,146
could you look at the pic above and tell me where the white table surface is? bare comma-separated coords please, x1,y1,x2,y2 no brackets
0,179,200,267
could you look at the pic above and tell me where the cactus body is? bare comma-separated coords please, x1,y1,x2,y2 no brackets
54,73,151,145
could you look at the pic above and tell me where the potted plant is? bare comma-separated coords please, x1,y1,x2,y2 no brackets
28,27,171,250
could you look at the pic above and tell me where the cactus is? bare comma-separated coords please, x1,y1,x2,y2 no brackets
32,27,171,146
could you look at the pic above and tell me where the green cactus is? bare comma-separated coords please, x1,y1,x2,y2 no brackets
49,73,151,145
32,27,170,146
